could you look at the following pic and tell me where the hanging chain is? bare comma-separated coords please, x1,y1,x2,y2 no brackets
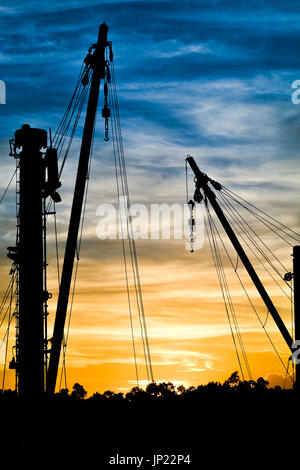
104,114,109,142
102,80,110,142
188,199,195,253
185,159,196,253
102,47,112,142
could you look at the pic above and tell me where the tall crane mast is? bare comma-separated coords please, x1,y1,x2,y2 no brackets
8,126,61,396
10,126,47,396
186,155,300,392
46,23,109,394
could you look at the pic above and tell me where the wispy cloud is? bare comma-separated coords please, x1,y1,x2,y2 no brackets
0,0,299,392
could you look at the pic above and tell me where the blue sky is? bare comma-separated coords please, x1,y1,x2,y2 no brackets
1,1,300,146
1,1,300,171
1,0,299,226
1,1,300,391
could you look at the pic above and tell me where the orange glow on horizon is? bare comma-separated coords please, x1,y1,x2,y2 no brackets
0,235,295,396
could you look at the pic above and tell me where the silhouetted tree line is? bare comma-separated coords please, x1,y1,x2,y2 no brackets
0,371,291,400
54,371,290,400
0,371,295,468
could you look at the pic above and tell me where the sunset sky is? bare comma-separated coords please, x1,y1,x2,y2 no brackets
0,0,300,395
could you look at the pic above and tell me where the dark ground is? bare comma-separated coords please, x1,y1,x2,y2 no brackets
0,390,298,468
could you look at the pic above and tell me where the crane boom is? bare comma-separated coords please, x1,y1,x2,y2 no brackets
46,23,108,394
186,156,294,352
